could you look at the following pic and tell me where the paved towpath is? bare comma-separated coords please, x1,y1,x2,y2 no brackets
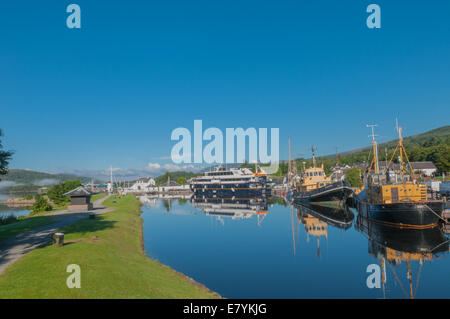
0,194,113,274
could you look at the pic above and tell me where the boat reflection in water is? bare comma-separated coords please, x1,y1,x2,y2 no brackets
191,195,268,226
355,215,449,298
292,202,354,257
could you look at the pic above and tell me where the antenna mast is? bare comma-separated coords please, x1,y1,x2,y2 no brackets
335,147,339,167
383,120,414,181
288,137,291,185
292,139,296,176
367,124,379,174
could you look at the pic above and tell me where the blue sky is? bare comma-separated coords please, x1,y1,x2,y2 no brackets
1,1,449,179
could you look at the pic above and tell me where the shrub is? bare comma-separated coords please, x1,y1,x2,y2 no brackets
345,168,363,187
31,194,52,214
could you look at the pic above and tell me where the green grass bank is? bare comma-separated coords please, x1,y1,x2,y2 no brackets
0,194,219,298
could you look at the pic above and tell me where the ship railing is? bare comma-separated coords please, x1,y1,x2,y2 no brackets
305,181,350,196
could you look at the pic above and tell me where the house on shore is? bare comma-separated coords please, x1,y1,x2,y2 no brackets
126,177,156,193
123,176,190,194
377,161,437,177
63,186,93,212
410,162,437,177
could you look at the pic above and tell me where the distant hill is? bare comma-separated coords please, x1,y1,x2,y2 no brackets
265,125,450,176
317,125,450,174
335,125,450,157
0,169,97,192
154,171,200,185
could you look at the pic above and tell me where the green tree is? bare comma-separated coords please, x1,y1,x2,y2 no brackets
345,168,363,187
176,177,187,185
31,194,52,213
47,180,82,205
0,129,13,179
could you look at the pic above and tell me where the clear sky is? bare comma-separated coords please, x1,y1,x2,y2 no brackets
1,1,449,179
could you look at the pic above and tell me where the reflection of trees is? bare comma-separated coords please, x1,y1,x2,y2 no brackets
178,199,187,205
162,199,171,212
267,197,287,206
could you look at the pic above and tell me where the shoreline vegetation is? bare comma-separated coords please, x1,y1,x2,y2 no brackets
0,194,107,232
0,194,219,299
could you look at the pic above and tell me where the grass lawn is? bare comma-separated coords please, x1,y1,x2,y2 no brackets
90,193,107,202
0,194,219,299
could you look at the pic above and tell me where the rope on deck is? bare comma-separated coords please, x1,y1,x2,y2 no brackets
424,204,448,224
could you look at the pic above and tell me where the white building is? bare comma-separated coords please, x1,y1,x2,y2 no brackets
410,162,437,177
127,177,156,193
107,182,113,193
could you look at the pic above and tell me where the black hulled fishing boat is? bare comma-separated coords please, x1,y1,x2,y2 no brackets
353,124,445,229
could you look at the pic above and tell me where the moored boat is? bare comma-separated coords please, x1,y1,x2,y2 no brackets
292,147,353,205
190,165,271,199
353,124,445,229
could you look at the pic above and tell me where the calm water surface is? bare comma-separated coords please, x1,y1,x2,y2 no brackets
0,193,30,218
141,197,449,298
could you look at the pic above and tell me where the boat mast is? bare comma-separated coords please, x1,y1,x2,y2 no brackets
408,259,413,299
367,124,379,174
288,137,291,185
335,147,339,167
292,141,296,176
381,257,386,299
383,120,415,181
398,125,406,182
311,145,317,168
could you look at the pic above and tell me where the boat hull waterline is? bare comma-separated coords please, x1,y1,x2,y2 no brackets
354,198,444,229
293,181,353,204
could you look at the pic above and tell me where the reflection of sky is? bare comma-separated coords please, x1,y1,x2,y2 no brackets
0,193,31,218
141,199,450,299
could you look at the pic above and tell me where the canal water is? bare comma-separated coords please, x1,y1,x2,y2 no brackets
0,193,30,219
140,197,450,299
